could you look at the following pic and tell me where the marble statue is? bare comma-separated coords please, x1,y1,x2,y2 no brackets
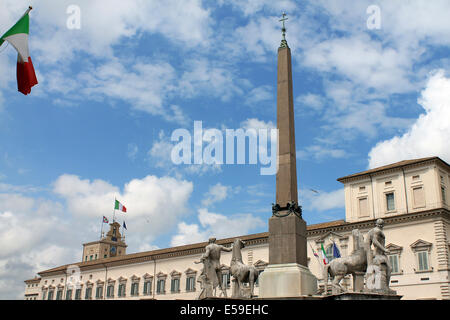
229,238,259,298
323,229,368,295
195,237,232,299
364,219,395,294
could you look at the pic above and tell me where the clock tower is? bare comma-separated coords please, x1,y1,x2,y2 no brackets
82,221,127,262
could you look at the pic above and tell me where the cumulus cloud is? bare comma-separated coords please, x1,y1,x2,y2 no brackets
201,183,233,207
170,208,265,246
0,193,79,299
368,70,450,168
301,188,345,213
53,174,193,234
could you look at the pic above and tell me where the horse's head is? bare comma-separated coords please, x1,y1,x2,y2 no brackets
233,238,245,249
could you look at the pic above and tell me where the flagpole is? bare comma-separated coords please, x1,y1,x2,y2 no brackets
113,197,116,223
100,218,104,240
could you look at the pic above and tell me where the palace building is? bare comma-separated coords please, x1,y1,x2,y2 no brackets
24,156,450,300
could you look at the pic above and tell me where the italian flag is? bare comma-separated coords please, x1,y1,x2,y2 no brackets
0,7,38,95
114,199,127,213
320,243,328,265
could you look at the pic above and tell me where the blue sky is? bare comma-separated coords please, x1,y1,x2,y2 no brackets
1,0,450,299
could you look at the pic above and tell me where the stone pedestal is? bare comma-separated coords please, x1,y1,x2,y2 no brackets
268,214,308,265
353,272,365,293
325,292,402,300
258,263,317,298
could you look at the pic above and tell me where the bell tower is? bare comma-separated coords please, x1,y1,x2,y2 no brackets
82,221,127,262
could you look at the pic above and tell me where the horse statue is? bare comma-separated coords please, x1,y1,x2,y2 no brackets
230,238,259,298
323,229,367,294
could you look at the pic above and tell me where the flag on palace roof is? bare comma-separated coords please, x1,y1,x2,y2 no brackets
0,7,38,95
114,199,126,212
103,216,109,223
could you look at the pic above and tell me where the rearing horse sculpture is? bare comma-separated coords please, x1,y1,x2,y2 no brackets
230,238,259,298
323,229,367,294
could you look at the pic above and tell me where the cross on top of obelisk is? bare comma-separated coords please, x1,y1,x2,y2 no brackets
279,12,289,48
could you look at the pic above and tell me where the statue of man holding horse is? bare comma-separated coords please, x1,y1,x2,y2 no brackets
197,237,232,298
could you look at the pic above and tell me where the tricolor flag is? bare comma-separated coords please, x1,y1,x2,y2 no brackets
102,216,109,223
320,243,328,265
309,243,319,259
0,7,38,95
114,199,127,213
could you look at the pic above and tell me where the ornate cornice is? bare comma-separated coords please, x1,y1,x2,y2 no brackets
36,209,449,278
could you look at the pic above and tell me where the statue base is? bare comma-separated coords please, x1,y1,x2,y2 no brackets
258,263,318,298
324,292,402,300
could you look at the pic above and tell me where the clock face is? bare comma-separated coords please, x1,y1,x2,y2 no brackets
110,246,117,255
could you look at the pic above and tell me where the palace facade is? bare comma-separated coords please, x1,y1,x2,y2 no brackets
24,157,450,300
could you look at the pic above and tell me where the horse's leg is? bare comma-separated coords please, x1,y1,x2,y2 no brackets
248,270,255,298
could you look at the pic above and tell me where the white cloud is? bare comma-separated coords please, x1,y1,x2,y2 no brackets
297,145,348,161
179,59,244,102
53,173,193,235
368,70,450,168
241,118,275,130
221,0,298,17
0,0,213,64
0,193,79,299
303,188,345,212
170,208,265,246
127,143,139,161
201,183,232,207
296,93,325,112
245,85,273,107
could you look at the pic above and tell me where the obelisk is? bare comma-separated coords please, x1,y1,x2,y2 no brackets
258,13,317,298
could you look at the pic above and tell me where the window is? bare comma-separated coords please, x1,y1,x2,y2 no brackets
157,279,165,294
388,254,400,274
143,280,152,295
325,245,335,263
359,186,365,191
95,286,103,299
385,181,392,186
442,186,446,204
171,278,180,293
358,197,369,217
95,254,97,260
131,283,139,296
106,285,114,298
47,290,54,300
89,255,93,261
85,287,92,300
222,272,230,288
386,193,395,211
118,283,126,297
56,290,63,300
75,288,82,300
42,291,47,300
186,276,195,292
413,187,425,208
65,289,72,300
417,251,429,271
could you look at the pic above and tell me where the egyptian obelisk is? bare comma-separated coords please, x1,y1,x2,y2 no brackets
258,13,317,298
